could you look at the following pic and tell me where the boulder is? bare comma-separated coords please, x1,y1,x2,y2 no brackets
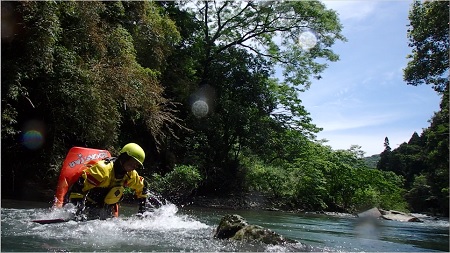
381,210,422,222
214,214,249,239
357,207,422,222
214,214,296,245
233,224,297,245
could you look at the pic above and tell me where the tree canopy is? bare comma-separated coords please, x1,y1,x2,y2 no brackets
3,0,443,215
404,0,449,93
376,0,450,216
1,1,182,195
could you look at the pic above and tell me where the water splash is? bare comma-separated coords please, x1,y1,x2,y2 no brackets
3,202,216,252
3,201,446,252
124,203,210,231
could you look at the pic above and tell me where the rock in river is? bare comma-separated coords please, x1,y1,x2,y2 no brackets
357,207,422,222
381,210,422,222
214,214,297,245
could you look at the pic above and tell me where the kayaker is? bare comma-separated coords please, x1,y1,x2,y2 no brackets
64,143,151,220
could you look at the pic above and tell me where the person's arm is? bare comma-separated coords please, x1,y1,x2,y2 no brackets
135,177,163,213
125,172,149,214
138,180,149,214
81,164,108,192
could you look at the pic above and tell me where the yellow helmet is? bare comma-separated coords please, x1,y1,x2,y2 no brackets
120,143,145,167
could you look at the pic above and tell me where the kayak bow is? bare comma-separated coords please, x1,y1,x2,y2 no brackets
31,218,71,224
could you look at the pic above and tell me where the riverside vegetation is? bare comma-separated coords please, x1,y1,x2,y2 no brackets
2,1,448,216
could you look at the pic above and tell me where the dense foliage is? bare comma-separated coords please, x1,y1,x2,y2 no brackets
1,0,445,215
2,1,182,196
363,154,381,168
377,0,449,216
403,0,449,93
243,141,407,212
377,103,449,216
150,164,203,203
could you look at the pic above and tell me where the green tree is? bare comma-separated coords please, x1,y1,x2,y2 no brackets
390,141,424,188
180,48,277,194
187,0,344,134
242,140,329,210
377,137,392,171
408,132,422,146
121,1,181,72
289,156,328,210
363,154,380,169
403,0,449,216
421,89,449,215
405,174,432,213
376,133,426,188
243,139,408,212
166,0,345,194
243,158,290,201
150,164,203,203
158,1,203,103
404,0,449,93
1,1,181,198
383,137,391,151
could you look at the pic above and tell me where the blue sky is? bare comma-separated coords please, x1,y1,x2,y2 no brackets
301,0,442,156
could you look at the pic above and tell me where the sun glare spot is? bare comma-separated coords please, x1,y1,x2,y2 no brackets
191,100,209,118
298,31,318,51
22,130,44,150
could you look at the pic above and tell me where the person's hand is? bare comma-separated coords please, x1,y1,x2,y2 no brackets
138,197,146,214
74,213,87,221
74,191,89,221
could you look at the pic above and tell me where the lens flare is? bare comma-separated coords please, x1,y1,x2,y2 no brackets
189,84,215,118
22,130,44,149
191,100,209,118
298,31,317,51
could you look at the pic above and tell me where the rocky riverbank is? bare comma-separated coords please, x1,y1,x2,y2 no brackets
186,192,283,211
10,183,447,220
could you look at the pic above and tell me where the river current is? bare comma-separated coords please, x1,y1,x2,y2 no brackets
1,199,448,252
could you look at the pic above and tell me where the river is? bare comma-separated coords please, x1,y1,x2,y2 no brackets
1,199,448,252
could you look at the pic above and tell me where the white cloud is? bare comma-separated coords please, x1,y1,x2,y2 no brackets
305,0,439,157
316,131,392,156
317,113,399,132
316,126,425,156
317,132,385,155
322,1,378,21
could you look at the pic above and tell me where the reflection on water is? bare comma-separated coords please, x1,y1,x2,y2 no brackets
1,200,449,252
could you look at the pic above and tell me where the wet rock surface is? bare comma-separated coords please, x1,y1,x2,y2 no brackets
381,210,422,222
214,214,298,245
357,207,422,222
214,214,249,239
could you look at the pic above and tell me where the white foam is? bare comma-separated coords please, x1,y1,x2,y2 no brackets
119,203,210,231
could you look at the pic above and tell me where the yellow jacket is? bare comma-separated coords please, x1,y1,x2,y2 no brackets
81,160,147,199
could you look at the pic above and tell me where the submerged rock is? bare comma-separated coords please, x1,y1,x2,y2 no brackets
233,224,297,244
214,214,297,245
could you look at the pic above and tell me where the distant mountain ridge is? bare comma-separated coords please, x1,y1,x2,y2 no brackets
364,154,380,168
